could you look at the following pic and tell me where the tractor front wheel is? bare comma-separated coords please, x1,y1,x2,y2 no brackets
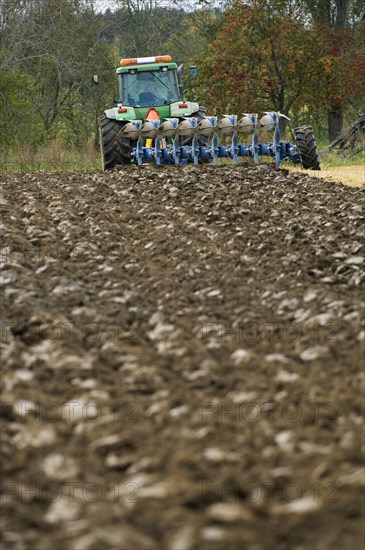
99,115,132,170
295,126,320,170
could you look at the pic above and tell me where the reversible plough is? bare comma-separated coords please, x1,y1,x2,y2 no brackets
124,112,300,168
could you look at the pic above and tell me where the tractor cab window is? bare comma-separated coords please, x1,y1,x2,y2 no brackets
120,69,180,107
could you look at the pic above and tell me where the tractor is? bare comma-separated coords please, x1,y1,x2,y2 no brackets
99,55,320,170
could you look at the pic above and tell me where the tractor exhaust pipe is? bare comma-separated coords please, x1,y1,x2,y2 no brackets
177,64,184,100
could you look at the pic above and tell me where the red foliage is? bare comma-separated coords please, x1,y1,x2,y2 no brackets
197,2,365,117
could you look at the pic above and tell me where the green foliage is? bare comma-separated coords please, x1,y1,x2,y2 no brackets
318,146,365,167
0,68,45,149
0,0,115,161
164,10,219,63
112,3,186,58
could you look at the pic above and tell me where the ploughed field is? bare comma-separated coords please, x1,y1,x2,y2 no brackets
1,165,364,550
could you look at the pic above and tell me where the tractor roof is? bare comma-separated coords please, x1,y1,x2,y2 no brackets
116,55,177,73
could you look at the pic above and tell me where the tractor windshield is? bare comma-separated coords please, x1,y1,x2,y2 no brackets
119,69,180,107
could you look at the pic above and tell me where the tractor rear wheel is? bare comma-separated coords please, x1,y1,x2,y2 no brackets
295,126,320,170
99,115,132,170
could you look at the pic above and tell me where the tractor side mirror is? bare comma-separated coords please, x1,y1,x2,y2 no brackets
189,65,198,78
92,74,99,85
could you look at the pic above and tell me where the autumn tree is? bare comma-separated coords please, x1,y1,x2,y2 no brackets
197,0,364,141
304,21,365,141
302,0,365,140
197,1,317,132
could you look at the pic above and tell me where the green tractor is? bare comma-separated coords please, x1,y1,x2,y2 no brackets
99,55,206,169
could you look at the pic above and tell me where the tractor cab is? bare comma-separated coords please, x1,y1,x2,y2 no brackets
117,56,182,108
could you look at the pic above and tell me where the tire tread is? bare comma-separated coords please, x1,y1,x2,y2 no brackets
99,114,132,170
295,125,320,170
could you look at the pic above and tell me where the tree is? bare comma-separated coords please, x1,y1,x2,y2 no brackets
305,20,365,141
196,0,365,141
0,0,114,150
112,0,186,57
163,8,221,63
303,0,365,140
197,1,317,132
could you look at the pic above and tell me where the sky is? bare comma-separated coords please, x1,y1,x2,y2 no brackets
93,1,225,13
93,1,185,11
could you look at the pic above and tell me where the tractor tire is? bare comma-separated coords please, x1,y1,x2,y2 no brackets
294,126,320,170
99,114,132,170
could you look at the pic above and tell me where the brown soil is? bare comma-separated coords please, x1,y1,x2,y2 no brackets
1,165,364,550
